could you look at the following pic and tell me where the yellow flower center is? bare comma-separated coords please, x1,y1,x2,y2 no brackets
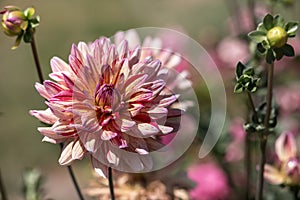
267,26,288,48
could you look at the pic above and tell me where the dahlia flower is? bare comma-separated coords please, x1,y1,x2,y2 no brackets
264,131,300,186
30,31,185,177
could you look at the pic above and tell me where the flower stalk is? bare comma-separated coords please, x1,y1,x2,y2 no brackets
30,33,43,83
108,167,115,200
256,62,274,200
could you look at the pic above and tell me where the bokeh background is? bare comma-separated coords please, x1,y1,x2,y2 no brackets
1,0,300,199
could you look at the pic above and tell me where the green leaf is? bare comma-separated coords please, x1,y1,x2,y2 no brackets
24,7,35,18
274,15,285,27
281,44,295,57
23,30,32,43
285,22,298,35
248,31,267,43
274,48,284,60
263,14,274,30
266,49,275,64
234,83,244,93
236,62,245,78
257,23,267,32
244,67,255,76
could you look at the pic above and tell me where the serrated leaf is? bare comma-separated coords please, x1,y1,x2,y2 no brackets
236,62,245,78
263,14,274,30
274,15,285,27
266,49,275,64
248,31,267,43
281,44,295,57
285,22,298,35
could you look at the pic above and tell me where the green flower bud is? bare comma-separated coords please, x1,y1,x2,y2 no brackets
267,26,288,48
1,6,28,36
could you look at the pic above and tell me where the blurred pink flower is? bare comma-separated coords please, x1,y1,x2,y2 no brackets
30,31,185,177
264,131,300,186
276,85,300,115
216,37,249,69
225,118,246,162
187,162,230,200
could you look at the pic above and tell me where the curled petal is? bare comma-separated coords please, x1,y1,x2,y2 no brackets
59,140,76,165
264,164,284,185
72,139,85,160
29,108,58,124
275,131,297,162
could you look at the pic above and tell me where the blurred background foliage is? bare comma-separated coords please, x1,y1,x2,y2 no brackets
1,0,300,199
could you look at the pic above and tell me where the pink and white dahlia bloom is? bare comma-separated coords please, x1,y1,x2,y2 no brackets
30,32,183,177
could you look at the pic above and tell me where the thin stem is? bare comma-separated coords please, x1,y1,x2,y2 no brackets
255,62,274,200
108,167,115,200
30,34,84,200
0,170,8,200
66,162,85,200
247,91,258,123
30,35,44,83
245,133,251,200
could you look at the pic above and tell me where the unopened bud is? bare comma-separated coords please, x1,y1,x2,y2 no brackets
267,26,288,48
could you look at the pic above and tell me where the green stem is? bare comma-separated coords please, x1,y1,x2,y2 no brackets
255,62,274,200
108,167,115,200
247,91,258,123
0,170,8,200
30,34,84,200
30,35,44,83
245,133,251,200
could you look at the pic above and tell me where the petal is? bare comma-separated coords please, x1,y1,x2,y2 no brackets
72,139,85,160
158,125,173,134
35,82,50,99
91,156,108,178
29,108,58,124
59,140,75,165
107,150,119,165
50,57,70,73
101,130,118,140
137,123,159,136
275,131,297,162
38,127,66,143
264,164,284,185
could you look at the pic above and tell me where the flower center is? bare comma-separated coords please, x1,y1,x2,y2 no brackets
267,26,288,48
95,84,120,126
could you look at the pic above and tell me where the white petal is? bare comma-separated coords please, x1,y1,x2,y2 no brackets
91,157,108,178
137,123,159,136
107,150,119,165
59,140,75,165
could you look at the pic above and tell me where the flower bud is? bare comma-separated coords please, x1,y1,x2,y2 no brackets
1,6,28,36
267,26,288,48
